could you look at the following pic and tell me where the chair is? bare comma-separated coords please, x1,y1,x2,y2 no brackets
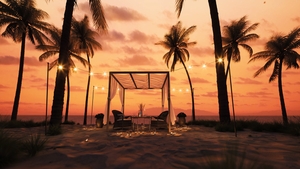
112,110,132,130
151,111,169,129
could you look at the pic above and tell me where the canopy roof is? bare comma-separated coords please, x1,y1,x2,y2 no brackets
110,71,169,89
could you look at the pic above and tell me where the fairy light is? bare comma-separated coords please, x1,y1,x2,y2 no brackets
58,65,63,70
217,58,223,63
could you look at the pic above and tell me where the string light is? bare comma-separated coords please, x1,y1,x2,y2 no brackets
58,65,63,70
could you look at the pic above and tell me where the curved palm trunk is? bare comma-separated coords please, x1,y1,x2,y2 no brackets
225,48,232,80
278,59,288,125
179,58,195,122
50,0,75,125
83,56,91,125
11,32,26,121
208,0,231,123
64,74,70,123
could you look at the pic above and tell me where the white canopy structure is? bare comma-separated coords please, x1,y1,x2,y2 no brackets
104,71,176,131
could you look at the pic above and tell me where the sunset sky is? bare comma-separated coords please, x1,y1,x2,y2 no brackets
0,0,299,119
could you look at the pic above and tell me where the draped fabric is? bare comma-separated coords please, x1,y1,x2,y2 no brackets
119,86,124,113
164,80,176,125
162,86,166,112
104,77,118,125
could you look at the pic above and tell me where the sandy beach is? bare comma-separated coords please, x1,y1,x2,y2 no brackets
4,124,300,169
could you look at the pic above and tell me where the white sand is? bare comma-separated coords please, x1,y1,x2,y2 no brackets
4,125,300,169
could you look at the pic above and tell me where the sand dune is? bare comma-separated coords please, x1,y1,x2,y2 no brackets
4,125,300,169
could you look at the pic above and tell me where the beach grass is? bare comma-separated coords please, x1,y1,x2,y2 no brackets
21,134,48,157
0,127,48,167
203,141,274,169
0,129,22,168
187,118,300,136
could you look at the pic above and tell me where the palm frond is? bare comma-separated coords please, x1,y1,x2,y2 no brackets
39,51,59,61
239,44,253,56
253,58,276,77
175,0,185,17
89,0,108,32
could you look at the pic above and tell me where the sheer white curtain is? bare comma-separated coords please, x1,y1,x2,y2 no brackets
164,79,176,125
104,77,118,125
119,86,124,113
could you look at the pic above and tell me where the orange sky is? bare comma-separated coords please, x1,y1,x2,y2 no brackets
0,0,299,118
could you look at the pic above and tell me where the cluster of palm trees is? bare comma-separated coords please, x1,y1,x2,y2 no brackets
1,0,299,127
159,0,300,125
0,0,107,126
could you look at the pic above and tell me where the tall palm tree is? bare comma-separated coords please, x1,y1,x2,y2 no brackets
249,27,300,125
0,0,53,121
71,15,102,125
176,0,230,123
48,0,108,125
222,16,259,79
36,27,89,123
155,21,197,122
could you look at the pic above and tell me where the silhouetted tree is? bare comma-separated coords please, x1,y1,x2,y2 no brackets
156,21,196,122
175,0,231,122
71,15,102,125
0,0,53,121
249,27,300,125
36,27,89,123
47,0,107,125
222,16,259,79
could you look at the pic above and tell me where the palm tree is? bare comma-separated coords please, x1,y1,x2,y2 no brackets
155,21,197,122
48,0,108,125
222,16,259,79
176,0,230,123
249,27,300,125
36,27,89,123
71,15,102,125
0,0,53,121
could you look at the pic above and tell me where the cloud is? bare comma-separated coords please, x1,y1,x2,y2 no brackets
105,5,147,21
0,37,10,45
202,91,218,97
235,77,262,85
292,17,300,23
244,91,274,98
121,45,153,55
189,47,214,57
100,30,126,42
0,56,42,66
0,56,19,65
115,55,157,66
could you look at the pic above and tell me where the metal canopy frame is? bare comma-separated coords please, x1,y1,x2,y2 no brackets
105,71,171,132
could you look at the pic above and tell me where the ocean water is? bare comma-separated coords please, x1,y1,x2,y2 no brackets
2,115,299,125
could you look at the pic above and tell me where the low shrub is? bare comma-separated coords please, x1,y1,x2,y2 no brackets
0,129,22,167
47,124,62,136
203,142,273,169
21,134,47,157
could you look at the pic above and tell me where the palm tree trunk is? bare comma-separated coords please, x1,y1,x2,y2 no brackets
225,48,232,80
278,59,288,125
180,59,195,122
208,0,231,123
50,0,75,125
64,74,70,123
11,32,26,121
83,56,91,125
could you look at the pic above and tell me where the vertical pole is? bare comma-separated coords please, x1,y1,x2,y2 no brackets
229,67,237,137
91,86,95,125
45,62,49,135
106,73,112,131
167,72,171,133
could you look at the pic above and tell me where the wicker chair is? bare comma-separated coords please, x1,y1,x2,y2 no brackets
112,110,132,130
151,111,169,130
